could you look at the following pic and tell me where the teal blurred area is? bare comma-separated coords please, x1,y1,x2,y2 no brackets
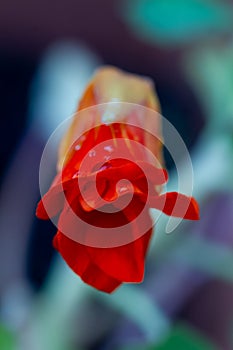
0,0,233,349
121,0,232,46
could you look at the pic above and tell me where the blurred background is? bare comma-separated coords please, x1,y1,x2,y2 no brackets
0,0,233,349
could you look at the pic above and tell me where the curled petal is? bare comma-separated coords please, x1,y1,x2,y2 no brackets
83,162,168,207
78,177,107,212
97,160,168,185
149,192,199,220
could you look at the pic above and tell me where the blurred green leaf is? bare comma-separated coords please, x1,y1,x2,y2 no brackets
121,0,232,45
0,324,15,350
121,323,217,350
155,324,217,350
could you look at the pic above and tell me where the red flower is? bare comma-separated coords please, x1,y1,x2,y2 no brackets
36,67,199,293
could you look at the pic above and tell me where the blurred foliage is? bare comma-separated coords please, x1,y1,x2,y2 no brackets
0,324,15,350
121,323,217,350
185,45,233,133
120,0,232,46
98,285,170,342
169,235,233,283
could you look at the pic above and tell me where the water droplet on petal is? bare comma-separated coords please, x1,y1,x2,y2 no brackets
75,144,81,151
88,150,96,157
118,186,128,193
104,145,114,153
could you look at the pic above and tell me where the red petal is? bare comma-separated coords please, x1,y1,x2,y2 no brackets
36,175,76,220
57,193,90,244
81,263,122,293
136,162,168,185
58,186,153,282
78,177,107,212
87,200,153,282
149,192,199,220
54,231,121,293
87,227,152,283
53,231,90,276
